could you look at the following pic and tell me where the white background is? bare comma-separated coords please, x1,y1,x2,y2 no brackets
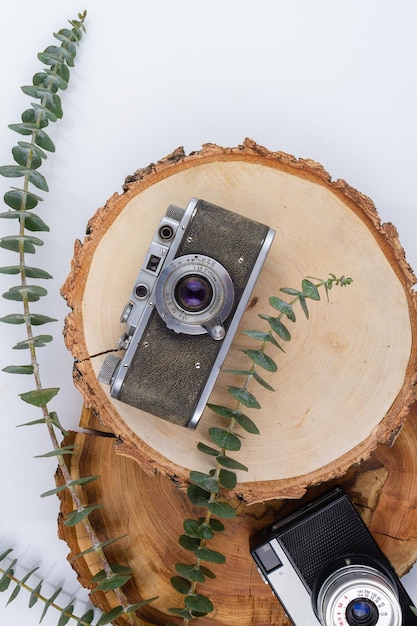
0,1,416,623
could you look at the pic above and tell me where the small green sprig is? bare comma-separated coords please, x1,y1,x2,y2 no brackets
168,274,352,625
0,11,156,625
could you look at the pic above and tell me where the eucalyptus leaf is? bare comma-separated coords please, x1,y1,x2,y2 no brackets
268,296,296,321
184,593,213,614
190,470,219,494
217,455,248,472
57,601,74,626
175,563,205,583
4,188,42,210
242,329,281,346
64,504,102,527
209,427,241,451
196,442,219,457
95,606,124,625
171,576,192,594
195,547,226,563
34,445,76,457
302,278,320,300
96,574,131,592
179,534,200,552
12,145,42,169
265,316,292,341
227,386,261,409
21,108,50,128
19,387,59,407
218,468,237,490
29,581,42,607
76,610,95,625
3,365,34,374
206,500,236,519
3,284,48,302
242,349,277,372
39,587,62,623
0,210,50,232
253,370,275,392
232,410,260,433
33,129,55,152
70,535,128,562
206,403,237,419
13,334,53,349
187,484,210,507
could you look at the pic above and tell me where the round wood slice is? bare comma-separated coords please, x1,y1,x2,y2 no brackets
61,139,417,502
56,402,417,626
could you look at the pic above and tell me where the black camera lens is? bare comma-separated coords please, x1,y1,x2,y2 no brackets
346,599,378,626
174,274,213,312
159,224,174,240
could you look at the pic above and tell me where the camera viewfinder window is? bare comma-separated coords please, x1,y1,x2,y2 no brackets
255,543,283,573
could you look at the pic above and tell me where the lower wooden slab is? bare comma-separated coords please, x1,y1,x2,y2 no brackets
57,402,417,625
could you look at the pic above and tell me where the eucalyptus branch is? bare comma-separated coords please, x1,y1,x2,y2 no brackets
167,274,352,625
0,11,156,625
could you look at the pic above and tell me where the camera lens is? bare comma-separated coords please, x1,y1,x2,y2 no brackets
346,599,378,626
174,274,213,312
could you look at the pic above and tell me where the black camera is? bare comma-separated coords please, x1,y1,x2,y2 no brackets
98,198,275,428
250,487,417,625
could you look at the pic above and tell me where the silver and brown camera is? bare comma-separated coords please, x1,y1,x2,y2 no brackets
98,198,275,428
250,486,417,626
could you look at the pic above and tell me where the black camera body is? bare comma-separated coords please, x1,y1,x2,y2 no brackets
98,198,275,428
250,487,417,626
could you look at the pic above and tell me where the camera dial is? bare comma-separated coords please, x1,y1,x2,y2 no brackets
154,254,234,339
315,562,402,626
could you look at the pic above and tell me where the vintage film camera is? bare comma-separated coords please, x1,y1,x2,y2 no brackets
250,487,417,626
99,198,275,428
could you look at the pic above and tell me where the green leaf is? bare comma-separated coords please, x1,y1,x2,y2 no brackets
27,168,49,191
207,518,225,532
3,284,48,302
96,574,131,592
179,534,201,552
168,607,193,620
76,610,95,625
209,427,241,451
34,445,76,457
280,287,301,297
96,606,124,625
30,313,57,325
3,365,34,375
269,296,296,321
0,234,44,253
227,386,261,409
261,315,291,341
206,403,237,419
29,580,42,607
57,603,74,626
195,546,226,563
39,587,62,623
302,278,320,300
175,563,205,583
184,593,214,614
21,108,50,128
187,484,210,507
12,145,42,169
13,334,53,349
0,549,13,563
253,370,275,392
124,598,158,613
242,349,277,372
232,410,260,434
70,535,128,562
184,519,214,540
0,164,27,178
4,188,42,210
171,576,192,594
64,504,102,527
0,264,51,278
8,122,37,136
7,566,39,606
218,468,237,490
33,129,55,152
299,294,309,318
0,210,50,232
0,313,56,325
196,442,219,457
217,455,248,472
0,560,16,591
91,564,132,583
190,470,219,494
19,387,59,407
41,475,99,498
242,329,281,346
206,500,236,519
